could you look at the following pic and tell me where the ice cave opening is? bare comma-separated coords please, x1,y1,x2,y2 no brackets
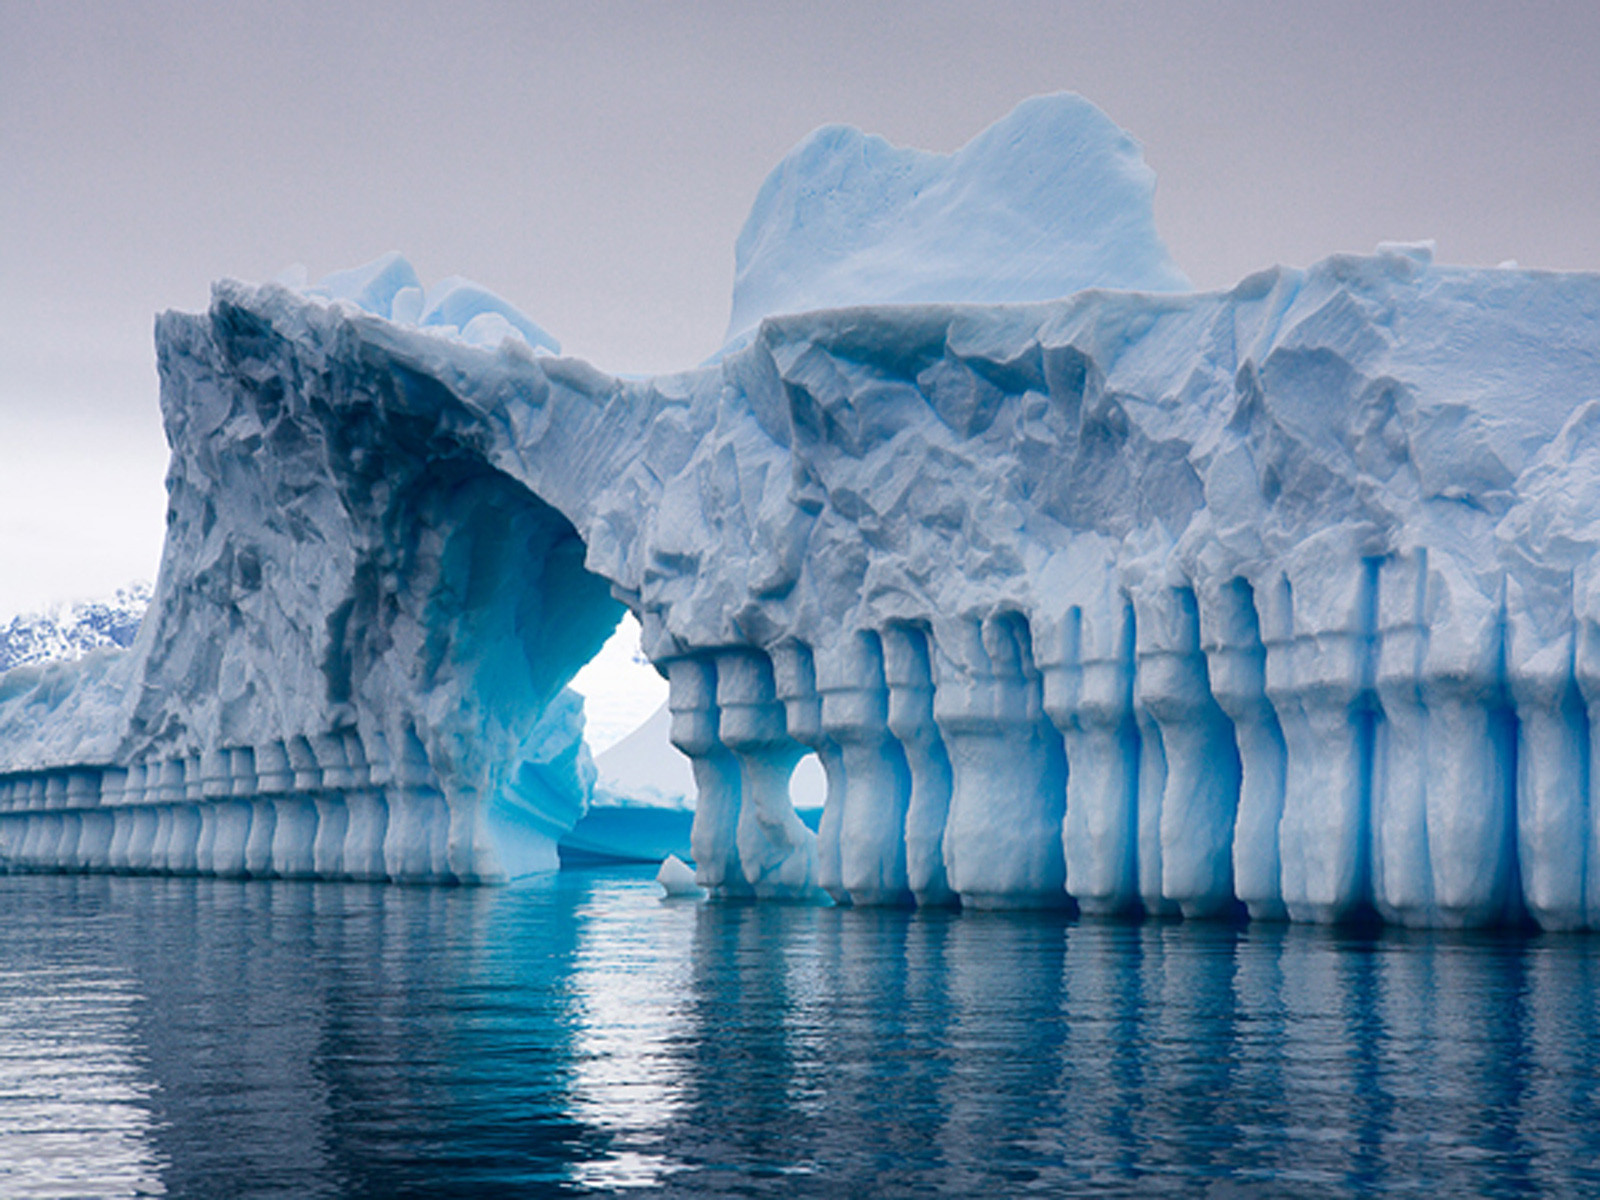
437,470,822,876
568,612,830,872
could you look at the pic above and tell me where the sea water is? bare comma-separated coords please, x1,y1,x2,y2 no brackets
1,868,1598,1197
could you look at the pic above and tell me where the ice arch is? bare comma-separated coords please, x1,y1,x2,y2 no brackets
0,291,629,883
384,467,627,879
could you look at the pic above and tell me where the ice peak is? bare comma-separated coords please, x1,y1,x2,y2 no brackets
725,92,1190,347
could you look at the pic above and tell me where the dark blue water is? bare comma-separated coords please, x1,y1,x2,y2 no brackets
2,869,1598,1198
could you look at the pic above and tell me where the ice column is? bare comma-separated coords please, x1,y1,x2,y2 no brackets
668,656,748,897
934,614,1067,909
1132,658,1173,916
272,736,321,878
1041,595,1139,915
1260,554,1377,923
1134,585,1240,918
443,779,500,885
382,725,449,882
212,747,257,877
1418,567,1516,927
882,625,955,907
716,648,819,900
1199,577,1286,921
48,775,73,870
79,771,117,871
1571,597,1600,929
247,741,289,876
341,731,389,880
1510,583,1588,930
770,642,848,902
65,772,101,869
816,632,913,906
305,732,349,877
1371,549,1435,925
108,763,142,870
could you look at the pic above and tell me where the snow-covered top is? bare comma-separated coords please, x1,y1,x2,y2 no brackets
724,92,1190,347
284,252,561,354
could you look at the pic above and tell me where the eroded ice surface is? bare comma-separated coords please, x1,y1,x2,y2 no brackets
3,95,1600,928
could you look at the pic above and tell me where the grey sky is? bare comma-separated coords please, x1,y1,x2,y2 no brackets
3,0,1598,614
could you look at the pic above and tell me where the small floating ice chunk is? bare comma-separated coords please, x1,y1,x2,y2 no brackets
656,854,703,899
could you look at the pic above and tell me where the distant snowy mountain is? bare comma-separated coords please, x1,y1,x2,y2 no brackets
0,583,151,672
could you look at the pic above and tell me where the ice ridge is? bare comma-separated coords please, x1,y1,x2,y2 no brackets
302,251,561,353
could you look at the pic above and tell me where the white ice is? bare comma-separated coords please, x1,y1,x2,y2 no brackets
724,92,1189,347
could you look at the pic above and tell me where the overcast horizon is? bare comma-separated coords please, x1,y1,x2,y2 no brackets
4,0,1599,616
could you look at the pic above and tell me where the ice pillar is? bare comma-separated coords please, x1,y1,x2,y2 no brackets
382,724,450,882
668,656,748,898
1419,594,1516,928
770,642,849,902
1260,552,1376,923
1134,585,1240,919
882,625,955,907
716,648,819,900
934,614,1067,909
1199,577,1286,921
1507,581,1587,931
1372,549,1435,925
816,632,913,907
341,731,390,880
1041,595,1139,916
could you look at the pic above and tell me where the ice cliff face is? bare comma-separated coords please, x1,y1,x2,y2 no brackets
3,95,1599,929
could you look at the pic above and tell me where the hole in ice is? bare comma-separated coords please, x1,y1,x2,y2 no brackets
570,613,667,755
790,751,826,829
572,617,828,828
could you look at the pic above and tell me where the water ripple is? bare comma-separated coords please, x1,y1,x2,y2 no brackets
0,872,1598,1197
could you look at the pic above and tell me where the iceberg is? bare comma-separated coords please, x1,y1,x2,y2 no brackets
3,94,1599,929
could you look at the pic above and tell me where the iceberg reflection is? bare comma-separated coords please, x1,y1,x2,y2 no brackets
2,871,1599,1195
0,923,164,1197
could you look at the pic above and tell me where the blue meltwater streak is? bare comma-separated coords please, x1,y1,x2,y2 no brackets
0,870,1597,1197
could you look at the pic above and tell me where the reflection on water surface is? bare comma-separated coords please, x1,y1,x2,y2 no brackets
0,869,1597,1197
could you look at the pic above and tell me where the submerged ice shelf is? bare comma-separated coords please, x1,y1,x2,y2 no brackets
3,95,1599,929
